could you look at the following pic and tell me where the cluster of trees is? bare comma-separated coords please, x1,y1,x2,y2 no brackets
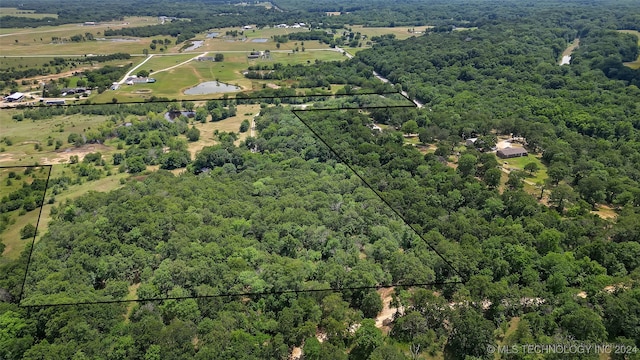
37,63,132,96
0,53,131,91
1,103,638,358
244,60,384,90
0,168,47,218
355,22,640,211
17,102,169,122
1,0,640,358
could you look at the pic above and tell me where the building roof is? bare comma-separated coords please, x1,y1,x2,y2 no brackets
497,147,528,156
6,92,24,100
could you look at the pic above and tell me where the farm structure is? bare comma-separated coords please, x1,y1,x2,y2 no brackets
497,147,529,159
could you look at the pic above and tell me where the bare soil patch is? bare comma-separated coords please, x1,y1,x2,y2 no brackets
55,143,111,163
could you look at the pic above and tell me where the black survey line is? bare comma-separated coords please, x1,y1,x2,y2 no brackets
17,165,53,304
0,165,46,169
294,104,416,112
291,109,463,280
1,91,404,110
20,280,463,308
15,93,449,307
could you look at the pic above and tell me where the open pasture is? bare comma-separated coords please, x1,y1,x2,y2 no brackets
187,103,260,155
91,49,347,102
135,53,200,74
0,17,160,55
350,25,433,40
197,38,330,53
0,111,113,166
0,7,58,19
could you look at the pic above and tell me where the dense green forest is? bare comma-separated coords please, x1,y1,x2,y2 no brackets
3,102,640,358
2,0,640,359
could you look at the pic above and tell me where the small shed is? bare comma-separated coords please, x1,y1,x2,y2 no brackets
497,147,528,159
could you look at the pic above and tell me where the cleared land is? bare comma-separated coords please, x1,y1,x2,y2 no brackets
186,103,260,156
134,54,201,74
92,50,346,102
0,17,162,55
351,25,432,40
499,154,548,185
0,111,113,165
0,7,58,19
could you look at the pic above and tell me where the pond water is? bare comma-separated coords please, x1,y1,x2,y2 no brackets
164,111,195,123
206,32,219,38
184,81,241,95
251,38,268,43
184,40,204,51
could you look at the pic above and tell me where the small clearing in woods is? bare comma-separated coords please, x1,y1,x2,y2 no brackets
375,287,402,334
289,346,302,360
54,144,112,163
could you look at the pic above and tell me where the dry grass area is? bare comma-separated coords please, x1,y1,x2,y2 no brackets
0,17,160,55
561,38,580,58
351,25,432,40
0,112,114,166
591,205,617,219
375,287,401,334
0,7,58,19
187,104,260,157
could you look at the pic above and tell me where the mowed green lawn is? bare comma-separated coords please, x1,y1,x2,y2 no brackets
498,154,548,184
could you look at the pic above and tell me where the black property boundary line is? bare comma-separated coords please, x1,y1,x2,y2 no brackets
0,165,53,304
292,106,463,280
22,281,464,308
14,92,464,308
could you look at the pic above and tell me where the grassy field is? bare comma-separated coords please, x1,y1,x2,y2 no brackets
135,54,201,74
499,154,548,184
0,111,115,166
187,104,260,156
0,17,160,55
0,7,58,19
619,30,640,69
92,50,346,102
351,25,432,40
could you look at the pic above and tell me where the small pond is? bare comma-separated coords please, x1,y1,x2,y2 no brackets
184,81,241,95
206,32,220,38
